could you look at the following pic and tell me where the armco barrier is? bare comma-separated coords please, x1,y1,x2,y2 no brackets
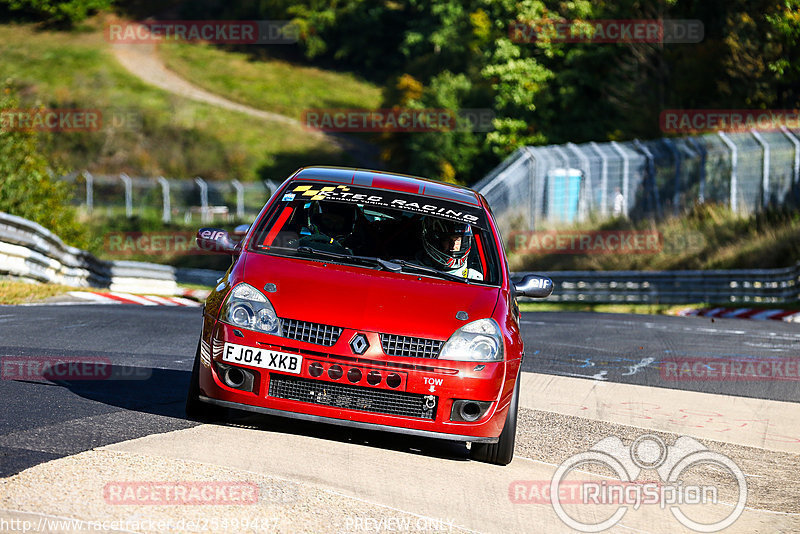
0,212,220,295
515,265,800,304
3,211,798,304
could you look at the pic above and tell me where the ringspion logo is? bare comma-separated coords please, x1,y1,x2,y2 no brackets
548,434,746,532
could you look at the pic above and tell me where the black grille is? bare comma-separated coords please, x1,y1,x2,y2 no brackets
380,334,443,359
269,375,436,420
280,318,342,347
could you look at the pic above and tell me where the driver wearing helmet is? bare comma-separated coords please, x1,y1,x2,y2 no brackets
419,218,484,281
298,201,358,253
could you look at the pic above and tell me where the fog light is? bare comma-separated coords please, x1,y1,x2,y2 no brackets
347,367,362,383
366,371,381,386
386,373,401,388
309,362,324,377
328,364,343,380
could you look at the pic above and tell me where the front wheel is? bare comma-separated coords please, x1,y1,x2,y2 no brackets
469,374,520,466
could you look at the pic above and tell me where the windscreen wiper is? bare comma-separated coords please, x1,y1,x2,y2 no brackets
295,247,397,271
386,258,468,283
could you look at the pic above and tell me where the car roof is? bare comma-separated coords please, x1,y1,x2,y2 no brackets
290,166,482,207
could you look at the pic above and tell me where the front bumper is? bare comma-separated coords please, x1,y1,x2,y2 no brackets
197,315,520,440
198,395,498,443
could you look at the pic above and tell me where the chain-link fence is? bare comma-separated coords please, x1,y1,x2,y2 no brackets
62,172,280,224
474,128,800,236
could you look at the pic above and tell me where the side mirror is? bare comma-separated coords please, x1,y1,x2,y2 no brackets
514,274,554,299
196,228,238,255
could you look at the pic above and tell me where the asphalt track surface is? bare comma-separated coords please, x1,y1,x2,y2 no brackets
1,304,797,479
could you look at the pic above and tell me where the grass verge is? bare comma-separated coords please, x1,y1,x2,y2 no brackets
509,204,800,271
0,279,77,304
160,42,382,119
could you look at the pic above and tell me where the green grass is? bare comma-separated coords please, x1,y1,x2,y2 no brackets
0,279,77,304
0,22,353,182
160,42,383,120
509,204,800,272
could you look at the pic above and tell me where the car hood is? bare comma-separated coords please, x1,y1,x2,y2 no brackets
242,253,500,339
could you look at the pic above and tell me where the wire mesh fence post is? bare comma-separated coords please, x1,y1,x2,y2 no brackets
751,129,770,209
119,173,132,218
82,171,94,214
689,137,706,204
610,141,630,217
589,142,609,217
157,176,171,223
194,177,208,223
663,138,682,216
718,132,738,212
231,179,245,220
780,126,800,204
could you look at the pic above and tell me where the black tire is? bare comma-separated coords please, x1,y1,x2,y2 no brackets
469,374,520,466
185,342,226,421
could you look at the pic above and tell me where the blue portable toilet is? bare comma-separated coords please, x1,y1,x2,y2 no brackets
546,168,583,223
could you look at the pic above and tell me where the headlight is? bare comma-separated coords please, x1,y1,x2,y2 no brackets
221,283,282,336
438,318,503,362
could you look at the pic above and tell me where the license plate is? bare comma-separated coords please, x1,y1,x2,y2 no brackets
222,342,302,374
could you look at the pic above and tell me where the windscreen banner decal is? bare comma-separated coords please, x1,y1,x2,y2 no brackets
288,183,484,225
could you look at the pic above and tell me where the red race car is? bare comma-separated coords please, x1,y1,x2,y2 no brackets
186,166,552,465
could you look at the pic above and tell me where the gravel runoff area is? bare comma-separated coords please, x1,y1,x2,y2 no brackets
515,408,800,517
1,408,798,533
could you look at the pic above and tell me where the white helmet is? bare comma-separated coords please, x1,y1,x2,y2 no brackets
422,218,473,269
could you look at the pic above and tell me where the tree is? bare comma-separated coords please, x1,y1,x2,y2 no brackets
0,84,86,246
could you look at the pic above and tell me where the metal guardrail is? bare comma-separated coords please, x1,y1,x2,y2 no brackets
0,212,220,295
514,265,800,305
3,211,798,304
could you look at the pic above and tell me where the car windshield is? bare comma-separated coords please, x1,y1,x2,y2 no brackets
249,182,501,285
